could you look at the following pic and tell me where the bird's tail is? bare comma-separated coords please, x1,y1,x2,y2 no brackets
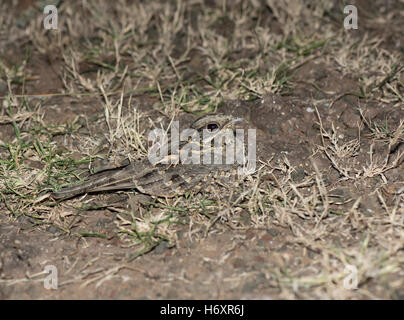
51,166,136,200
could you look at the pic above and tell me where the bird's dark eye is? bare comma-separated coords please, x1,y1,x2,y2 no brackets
207,123,219,132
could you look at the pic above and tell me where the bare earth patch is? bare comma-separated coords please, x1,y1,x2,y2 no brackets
0,0,403,299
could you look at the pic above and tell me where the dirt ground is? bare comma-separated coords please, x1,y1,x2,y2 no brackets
0,0,403,299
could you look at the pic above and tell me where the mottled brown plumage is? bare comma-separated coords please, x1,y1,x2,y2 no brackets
52,114,244,200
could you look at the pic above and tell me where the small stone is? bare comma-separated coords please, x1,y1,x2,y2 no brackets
46,225,60,234
232,258,246,269
154,241,170,254
269,126,280,135
242,280,259,293
267,228,279,237
291,169,305,182
166,288,178,299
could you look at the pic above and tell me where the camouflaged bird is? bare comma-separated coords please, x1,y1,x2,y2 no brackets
52,114,247,200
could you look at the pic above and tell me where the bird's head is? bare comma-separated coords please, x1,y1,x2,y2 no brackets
191,114,243,134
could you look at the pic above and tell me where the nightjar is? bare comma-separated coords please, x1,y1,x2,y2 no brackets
52,114,249,200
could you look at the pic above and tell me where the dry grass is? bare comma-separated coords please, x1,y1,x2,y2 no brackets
0,0,403,299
